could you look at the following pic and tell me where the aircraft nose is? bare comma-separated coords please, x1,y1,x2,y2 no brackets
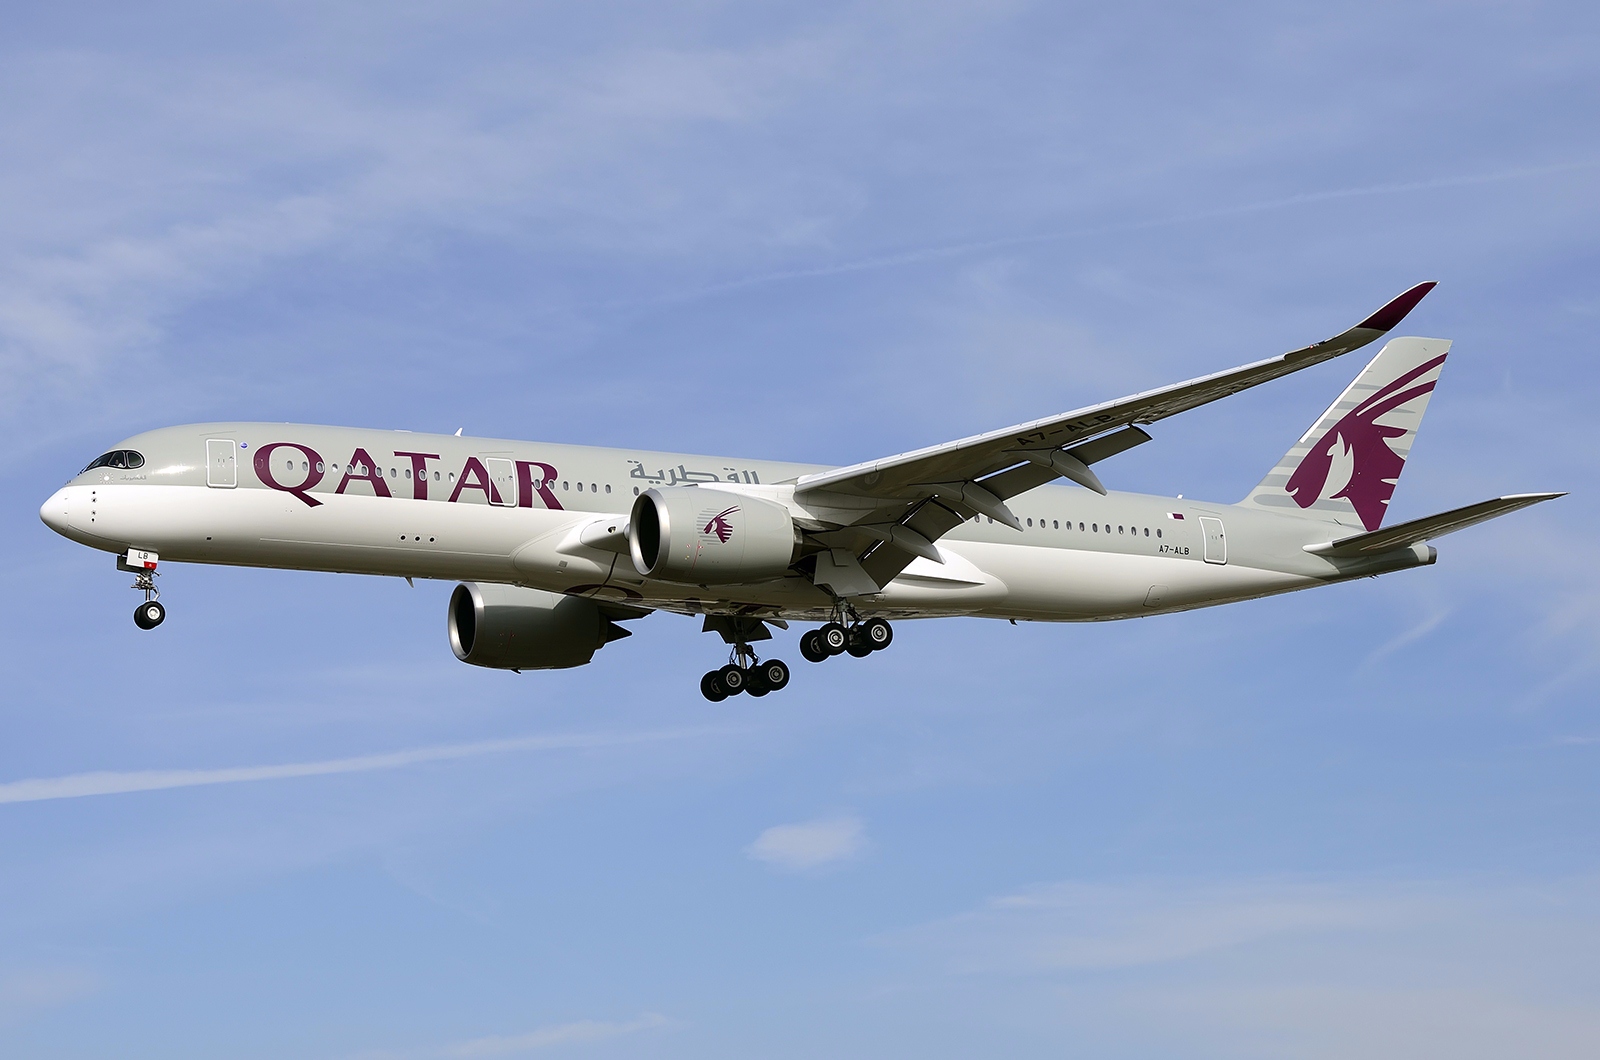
40,488,70,535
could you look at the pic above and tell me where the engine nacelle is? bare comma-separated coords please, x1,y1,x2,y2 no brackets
629,487,799,584
448,582,632,670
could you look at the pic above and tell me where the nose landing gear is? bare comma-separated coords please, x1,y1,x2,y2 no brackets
120,549,165,630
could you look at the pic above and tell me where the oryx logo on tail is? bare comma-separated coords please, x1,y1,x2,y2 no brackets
701,505,740,543
1286,353,1446,530
1241,337,1451,530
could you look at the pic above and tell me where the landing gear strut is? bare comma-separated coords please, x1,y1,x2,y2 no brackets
701,642,791,702
800,602,892,665
122,550,165,630
699,615,791,702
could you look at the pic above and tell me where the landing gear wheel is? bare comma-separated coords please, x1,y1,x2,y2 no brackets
846,627,874,657
758,659,790,690
134,600,166,630
746,668,771,697
718,664,747,695
800,630,829,663
700,671,728,702
862,617,893,651
819,622,849,656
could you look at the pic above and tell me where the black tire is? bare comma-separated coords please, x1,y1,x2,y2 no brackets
819,622,848,655
800,630,829,663
134,600,165,630
718,664,746,695
863,617,893,650
760,659,790,690
846,628,873,657
700,671,728,702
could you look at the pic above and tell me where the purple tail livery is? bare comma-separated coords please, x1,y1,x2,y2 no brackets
1242,336,1450,529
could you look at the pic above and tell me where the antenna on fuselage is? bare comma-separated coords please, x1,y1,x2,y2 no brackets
454,428,463,436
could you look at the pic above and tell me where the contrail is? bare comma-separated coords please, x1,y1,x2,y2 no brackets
0,728,715,805
663,158,1600,303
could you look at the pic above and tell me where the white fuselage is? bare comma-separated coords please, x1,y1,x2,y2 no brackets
40,422,1429,624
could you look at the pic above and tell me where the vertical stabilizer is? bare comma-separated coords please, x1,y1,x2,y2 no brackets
1240,336,1450,530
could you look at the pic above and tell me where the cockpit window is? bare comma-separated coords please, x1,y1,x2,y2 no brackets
81,450,145,474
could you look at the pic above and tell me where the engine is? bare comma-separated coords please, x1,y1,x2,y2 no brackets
448,582,632,670
628,487,799,584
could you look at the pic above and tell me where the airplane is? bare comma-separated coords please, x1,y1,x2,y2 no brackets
39,282,1562,701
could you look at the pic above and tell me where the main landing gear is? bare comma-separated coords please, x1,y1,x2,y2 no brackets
696,611,893,701
800,616,892,663
701,647,791,702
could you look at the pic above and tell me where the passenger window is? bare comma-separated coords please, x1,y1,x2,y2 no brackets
1053,520,1059,529
563,481,569,490
1026,518,1033,527
1157,529,1162,538
434,471,440,481
316,462,324,473
405,469,411,479
577,482,584,492
633,487,640,496
1144,527,1149,537
1119,526,1124,534
605,485,612,494
1092,523,1098,532
591,483,597,492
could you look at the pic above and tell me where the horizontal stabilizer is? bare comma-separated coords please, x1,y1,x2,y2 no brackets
1304,493,1565,557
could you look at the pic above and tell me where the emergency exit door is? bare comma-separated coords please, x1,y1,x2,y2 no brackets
206,439,237,488
1199,517,1227,565
487,458,516,506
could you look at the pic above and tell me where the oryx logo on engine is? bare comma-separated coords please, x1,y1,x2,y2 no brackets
700,505,739,544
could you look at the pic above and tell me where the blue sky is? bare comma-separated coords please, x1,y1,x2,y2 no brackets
2,2,1597,1056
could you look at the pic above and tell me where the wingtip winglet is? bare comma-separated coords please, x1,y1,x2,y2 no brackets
1357,281,1438,332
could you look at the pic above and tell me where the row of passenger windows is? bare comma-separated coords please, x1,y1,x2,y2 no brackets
284,460,616,495
978,514,1162,538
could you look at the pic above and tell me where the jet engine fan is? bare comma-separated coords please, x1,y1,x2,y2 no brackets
628,487,799,584
448,582,638,670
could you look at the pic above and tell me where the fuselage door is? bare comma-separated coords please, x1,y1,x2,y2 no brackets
487,458,516,507
1199,517,1227,564
206,439,237,488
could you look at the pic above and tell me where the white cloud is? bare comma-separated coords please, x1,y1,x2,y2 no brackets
746,814,866,871
893,878,1422,974
0,728,711,805
443,1014,670,1057
0,967,97,1027
879,875,1600,1059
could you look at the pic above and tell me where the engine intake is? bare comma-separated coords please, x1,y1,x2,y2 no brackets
629,487,799,584
448,582,633,670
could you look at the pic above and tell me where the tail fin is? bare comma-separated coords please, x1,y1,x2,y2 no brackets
1240,336,1450,530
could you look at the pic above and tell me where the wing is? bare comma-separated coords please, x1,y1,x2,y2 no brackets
792,282,1437,591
